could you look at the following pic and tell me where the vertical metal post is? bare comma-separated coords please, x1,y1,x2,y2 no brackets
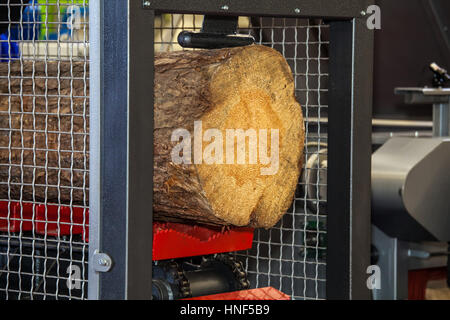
127,1,154,300
88,0,102,300
433,100,450,137
326,16,374,300
89,0,154,300
372,226,409,300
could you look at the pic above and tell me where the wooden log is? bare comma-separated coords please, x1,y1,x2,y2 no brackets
0,61,90,206
154,45,304,228
0,45,304,228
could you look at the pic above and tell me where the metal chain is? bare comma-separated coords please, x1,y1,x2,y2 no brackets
213,253,251,290
167,260,192,298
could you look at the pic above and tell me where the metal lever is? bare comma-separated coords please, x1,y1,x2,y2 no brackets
178,15,254,49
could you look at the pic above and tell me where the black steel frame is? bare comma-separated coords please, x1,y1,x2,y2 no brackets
89,0,154,299
327,18,374,300
89,0,373,300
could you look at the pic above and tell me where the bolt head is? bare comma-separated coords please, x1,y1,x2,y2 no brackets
143,1,151,7
99,258,109,266
294,8,301,14
221,5,229,10
360,10,367,16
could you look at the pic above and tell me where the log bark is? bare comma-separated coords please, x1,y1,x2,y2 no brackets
0,61,89,206
154,45,304,228
0,45,304,228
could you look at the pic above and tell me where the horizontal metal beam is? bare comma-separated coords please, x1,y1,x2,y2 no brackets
303,117,433,128
144,0,372,19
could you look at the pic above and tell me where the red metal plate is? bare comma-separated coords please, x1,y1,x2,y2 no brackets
0,201,34,233
185,287,291,300
35,204,88,237
152,222,254,260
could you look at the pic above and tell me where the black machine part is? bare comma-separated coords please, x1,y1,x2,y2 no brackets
430,62,450,87
184,261,236,297
152,254,250,300
152,279,179,300
178,15,254,49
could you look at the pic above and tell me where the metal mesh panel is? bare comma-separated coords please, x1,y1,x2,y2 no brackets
0,0,89,300
155,14,329,300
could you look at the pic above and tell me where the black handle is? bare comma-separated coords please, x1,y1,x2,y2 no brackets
178,31,254,49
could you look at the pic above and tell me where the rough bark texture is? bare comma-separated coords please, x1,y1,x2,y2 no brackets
153,45,304,228
0,61,89,205
0,45,304,228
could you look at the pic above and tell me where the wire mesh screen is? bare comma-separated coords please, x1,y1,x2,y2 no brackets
155,15,328,300
0,0,89,300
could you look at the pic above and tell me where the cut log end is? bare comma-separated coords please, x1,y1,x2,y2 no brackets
154,45,304,229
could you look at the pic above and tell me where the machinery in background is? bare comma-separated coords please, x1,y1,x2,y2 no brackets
372,137,450,242
150,56,450,299
300,141,328,261
151,222,254,300
152,254,250,300
371,63,450,300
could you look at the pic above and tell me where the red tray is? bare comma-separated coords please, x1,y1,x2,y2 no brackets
35,204,88,237
184,287,291,300
152,222,254,261
0,201,254,258
0,201,34,232
0,201,88,238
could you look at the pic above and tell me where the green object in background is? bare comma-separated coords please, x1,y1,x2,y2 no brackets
302,221,327,260
37,0,89,40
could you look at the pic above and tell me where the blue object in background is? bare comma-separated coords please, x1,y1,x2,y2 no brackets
0,1,40,62
0,33,19,62
22,1,41,41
